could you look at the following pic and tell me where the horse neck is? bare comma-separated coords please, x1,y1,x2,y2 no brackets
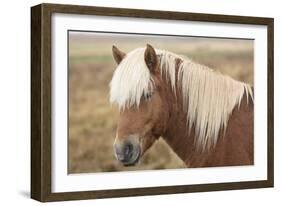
162,106,195,164
160,70,254,167
160,67,196,164
159,76,253,167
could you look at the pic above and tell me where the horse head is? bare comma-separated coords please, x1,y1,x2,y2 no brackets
110,44,170,166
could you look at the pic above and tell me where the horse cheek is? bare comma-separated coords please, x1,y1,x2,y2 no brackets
152,95,169,137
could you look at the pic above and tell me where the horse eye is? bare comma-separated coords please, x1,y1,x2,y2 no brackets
144,92,153,100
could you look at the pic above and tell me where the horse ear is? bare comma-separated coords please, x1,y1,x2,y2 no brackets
144,44,158,73
112,45,126,64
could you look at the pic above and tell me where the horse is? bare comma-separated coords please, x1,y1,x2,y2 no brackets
110,44,254,168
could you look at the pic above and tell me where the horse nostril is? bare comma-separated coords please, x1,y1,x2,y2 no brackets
124,143,133,157
114,142,134,162
114,138,141,166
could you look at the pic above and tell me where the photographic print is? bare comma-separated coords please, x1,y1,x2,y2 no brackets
68,31,254,173
31,3,273,201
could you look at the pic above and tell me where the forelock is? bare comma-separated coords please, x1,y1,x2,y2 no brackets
110,48,154,109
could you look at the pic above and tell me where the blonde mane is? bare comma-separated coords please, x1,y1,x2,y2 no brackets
110,47,253,150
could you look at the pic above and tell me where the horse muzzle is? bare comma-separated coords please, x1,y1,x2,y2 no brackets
113,135,141,166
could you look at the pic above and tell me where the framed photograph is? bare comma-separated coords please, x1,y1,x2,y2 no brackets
31,3,274,202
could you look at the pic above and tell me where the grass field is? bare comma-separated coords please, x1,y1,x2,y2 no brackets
68,32,253,173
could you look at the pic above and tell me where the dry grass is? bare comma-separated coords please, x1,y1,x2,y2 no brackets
68,32,253,173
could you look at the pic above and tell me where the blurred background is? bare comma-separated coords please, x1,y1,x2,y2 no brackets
68,31,253,174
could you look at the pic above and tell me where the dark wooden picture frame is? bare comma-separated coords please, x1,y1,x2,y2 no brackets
31,3,274,202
